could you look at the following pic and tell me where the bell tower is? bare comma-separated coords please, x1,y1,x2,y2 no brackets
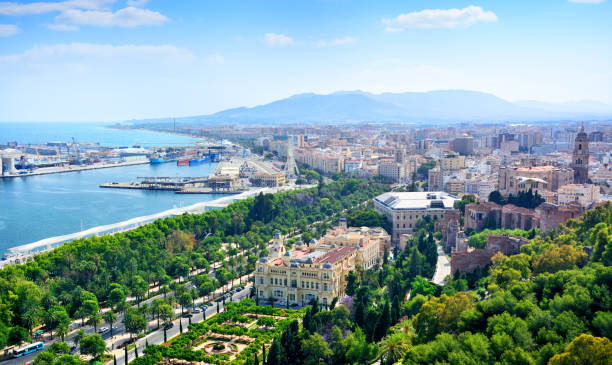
572,125,589,184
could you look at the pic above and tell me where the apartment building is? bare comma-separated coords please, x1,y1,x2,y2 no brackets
321,218,390,269
440,152,465,171
498,165,574,194
557,184,600,207
249,172,286,187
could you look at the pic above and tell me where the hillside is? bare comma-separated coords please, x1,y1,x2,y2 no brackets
128,90,612,126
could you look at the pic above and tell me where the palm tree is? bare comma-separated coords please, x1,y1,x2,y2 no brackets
73,329,85,349
103,310,118,336
87,312,102,332
380,332,411,365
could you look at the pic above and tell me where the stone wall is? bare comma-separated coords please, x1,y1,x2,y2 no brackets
451,233,529,274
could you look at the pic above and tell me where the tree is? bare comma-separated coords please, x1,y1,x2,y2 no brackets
159,304,174,326
80,334,106,360
73,329,85,348
8,326,30,346
266,338,282,365
124,309,147,339
103,310,118,337
301,333,332,365
374,301,391,342
179,292,192,316
108,287,126,310
380,331,411,365
131,276,149,306
488,190,505,205
549,334,612,365
345,271,358,296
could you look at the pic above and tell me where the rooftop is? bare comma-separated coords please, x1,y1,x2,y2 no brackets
314,246,357,265
375,191,458,210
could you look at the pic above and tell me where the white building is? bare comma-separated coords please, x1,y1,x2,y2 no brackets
557,184,600,207
374,191,459,245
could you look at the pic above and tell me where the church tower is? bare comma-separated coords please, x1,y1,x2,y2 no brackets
572,125,589,184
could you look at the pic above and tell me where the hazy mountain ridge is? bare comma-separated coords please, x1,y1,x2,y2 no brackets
129,90,612,125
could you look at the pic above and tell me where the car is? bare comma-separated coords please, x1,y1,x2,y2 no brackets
97,326,109,334
290,303,300,308
192,308,201,314
182,313,193,318
200,305,208,312
163,322,174,330
230,289,236,294
215,297,223,302
235,287,242,292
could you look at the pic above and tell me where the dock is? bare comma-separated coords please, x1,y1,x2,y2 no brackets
100,175,245,194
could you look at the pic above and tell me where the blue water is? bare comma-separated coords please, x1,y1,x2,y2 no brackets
0,123,227,252
0,122,198,147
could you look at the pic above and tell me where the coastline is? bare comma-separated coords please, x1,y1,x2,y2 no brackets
2,183,312,267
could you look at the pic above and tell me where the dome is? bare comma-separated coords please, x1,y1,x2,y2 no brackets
260,257,269,263
322,262,332,269
284,251,292,257
309,239,317,244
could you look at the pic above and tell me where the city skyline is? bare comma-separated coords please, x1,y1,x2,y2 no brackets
1,0,611,121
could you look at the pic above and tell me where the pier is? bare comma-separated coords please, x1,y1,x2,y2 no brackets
100,175,243,193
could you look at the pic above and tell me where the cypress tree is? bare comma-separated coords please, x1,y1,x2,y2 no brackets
394,295,402,323
266,338,282,365
261,343,266,363
164,327,167,342
217,302,220,313
179,319,183,333
114,354,117,365
124,346,128,365
135,346,139,358
374,301,391,342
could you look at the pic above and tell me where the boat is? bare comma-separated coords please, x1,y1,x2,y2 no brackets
188,156,211,165
177,159,190,166
149,153,174,164
149,155,165,164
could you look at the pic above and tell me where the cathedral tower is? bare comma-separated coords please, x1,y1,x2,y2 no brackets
572,125,589,184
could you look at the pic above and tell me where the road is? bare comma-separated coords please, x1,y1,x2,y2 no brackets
109,284,252,365
432,244,451,285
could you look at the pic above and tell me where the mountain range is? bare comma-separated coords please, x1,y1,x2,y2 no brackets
130,90,612,125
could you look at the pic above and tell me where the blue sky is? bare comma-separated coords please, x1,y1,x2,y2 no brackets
0,0,610,122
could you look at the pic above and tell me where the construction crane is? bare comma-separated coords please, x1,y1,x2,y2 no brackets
71,137,82,165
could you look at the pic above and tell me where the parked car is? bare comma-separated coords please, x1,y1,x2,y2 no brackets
97,326,109,334
290,303,300,308
235,287,242,292
163,322,174,330
192,308,201,314
182,313,193,318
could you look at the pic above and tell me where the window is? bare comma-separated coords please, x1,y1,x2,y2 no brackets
284,279,287,286
396,224,399,228
306,282,310,288
260,278,265,284
403,224,405,228
291,280,297,288
316,283,320,290
259,290,264,297
301,281,304,288
324,283,328,291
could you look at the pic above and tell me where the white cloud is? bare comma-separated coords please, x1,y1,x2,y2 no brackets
0,0,114,16
314,36,356,47
0,23,19,37
55,6,168,28
382,5,498,31
126,0,149,6
0,42,194,64
568,0,605,3
46,23,79,31
206,54,224,65
264,33,294,47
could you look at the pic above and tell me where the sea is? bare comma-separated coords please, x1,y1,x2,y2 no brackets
0,122,228,253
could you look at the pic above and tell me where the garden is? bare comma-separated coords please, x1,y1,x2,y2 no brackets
135,299,304,365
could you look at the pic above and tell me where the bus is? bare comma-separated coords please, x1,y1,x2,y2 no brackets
13,342,44,358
